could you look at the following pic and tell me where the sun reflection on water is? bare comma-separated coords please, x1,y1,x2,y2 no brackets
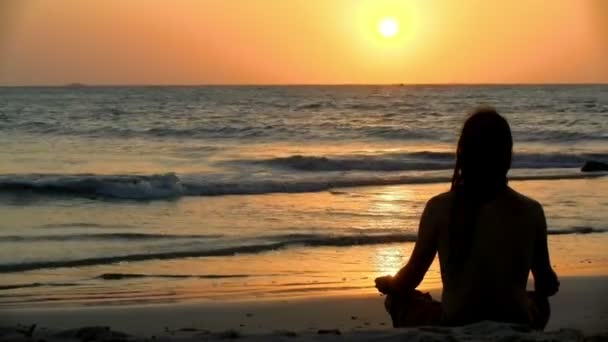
373,245,409,276
365,186,424,232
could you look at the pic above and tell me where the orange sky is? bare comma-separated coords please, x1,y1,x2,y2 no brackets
0,0,606,85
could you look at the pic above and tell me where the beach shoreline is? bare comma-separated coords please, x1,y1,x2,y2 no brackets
2,276,606,338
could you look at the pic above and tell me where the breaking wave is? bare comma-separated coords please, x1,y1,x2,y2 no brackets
0,170,605,200
0,233,418,273
0,228,605,273
0,233,223,243
246,152,608,172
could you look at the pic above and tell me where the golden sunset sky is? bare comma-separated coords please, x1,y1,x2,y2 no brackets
0,0,607,85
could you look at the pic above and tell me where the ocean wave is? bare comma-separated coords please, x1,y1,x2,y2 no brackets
244,151,608,172
0,173,184,200
96,273,254,280
515,130,608,143
0,282,79,291
265,233,418,245
546,226,607,235
1,228,599,244
294,101,336,110
37,222,136,229
0,233,223,243
2,122,282,140
5,118,607,143
248,154,451,172
1,228,605,273
0,171,606,200
294,100,392,111
0,233,418,273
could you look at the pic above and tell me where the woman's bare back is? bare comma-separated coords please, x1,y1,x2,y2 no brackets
428,187,558,324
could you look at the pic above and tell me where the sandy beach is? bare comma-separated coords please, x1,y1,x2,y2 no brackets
2,276,607,341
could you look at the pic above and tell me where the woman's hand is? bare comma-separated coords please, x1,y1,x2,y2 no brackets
536,269,560,297
375,275,395,295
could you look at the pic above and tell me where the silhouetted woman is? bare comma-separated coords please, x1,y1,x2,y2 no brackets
375,107,559,329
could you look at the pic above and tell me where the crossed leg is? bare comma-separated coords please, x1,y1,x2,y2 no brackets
384,290,550,330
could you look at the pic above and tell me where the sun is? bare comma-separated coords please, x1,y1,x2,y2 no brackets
378,17,399,37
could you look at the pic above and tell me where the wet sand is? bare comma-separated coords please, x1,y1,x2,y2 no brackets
1,276,607,341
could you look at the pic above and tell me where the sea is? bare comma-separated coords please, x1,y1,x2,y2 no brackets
0,85,607,307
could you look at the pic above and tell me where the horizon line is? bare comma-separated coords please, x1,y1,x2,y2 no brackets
1,82,608,88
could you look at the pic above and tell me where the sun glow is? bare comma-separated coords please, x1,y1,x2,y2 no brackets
378,17,399,37
352,0,421,71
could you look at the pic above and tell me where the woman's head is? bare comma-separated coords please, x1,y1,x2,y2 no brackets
447,107,513,273
451,107,513,191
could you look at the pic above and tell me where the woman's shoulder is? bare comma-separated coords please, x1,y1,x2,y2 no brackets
426,191,454,210
504,187,543,211
426,187,544,213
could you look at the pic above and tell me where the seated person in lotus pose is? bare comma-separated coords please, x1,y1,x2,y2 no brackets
375,107,559,329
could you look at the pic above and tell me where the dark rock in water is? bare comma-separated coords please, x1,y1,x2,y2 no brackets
582,161,608,172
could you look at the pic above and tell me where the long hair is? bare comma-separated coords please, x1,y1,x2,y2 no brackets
448,107,513,272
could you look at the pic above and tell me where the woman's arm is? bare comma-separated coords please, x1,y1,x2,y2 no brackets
531,203,559,297
377,198,439,294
